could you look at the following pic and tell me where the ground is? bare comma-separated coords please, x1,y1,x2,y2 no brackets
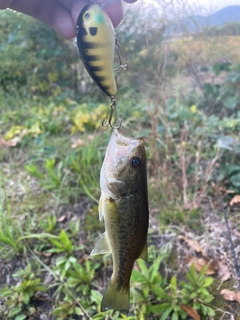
0,159,240,319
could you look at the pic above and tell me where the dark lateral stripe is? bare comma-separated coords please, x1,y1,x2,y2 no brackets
83,55,100,61
77,27,87,37
81,42,103,49
102,85,111,90
87,65,104,72
93,75,107,82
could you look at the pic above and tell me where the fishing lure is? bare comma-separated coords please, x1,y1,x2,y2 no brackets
76,3,117,98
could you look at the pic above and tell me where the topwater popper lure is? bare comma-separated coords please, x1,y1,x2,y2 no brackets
76,3,126,128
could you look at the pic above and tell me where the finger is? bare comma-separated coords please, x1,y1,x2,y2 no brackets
97,0,123,27
0,0,14,9
57,0,123,28
8,0,80,39
123,0,138,3
55,0,88,30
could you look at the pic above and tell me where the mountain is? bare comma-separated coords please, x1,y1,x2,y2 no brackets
175,5,240,33
209,5,240,27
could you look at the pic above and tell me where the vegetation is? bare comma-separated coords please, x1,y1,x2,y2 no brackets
0,1,240,319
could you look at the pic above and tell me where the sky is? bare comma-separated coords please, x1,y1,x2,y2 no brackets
187,0,240,11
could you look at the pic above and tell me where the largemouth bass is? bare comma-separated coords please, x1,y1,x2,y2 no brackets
91,129,149,314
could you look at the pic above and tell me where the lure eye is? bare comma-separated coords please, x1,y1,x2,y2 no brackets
84,12,91,20
130,156,141,168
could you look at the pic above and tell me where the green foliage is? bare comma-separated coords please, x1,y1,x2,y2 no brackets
199,62,240,119
25,158,68,191
132,257,215,319
71,103,108,133
202,22,240,37
0,171,23,254
1,5,239,319
47,236,99,318
181,264,215,316
0,10,77,96
0,264,47,319
40,214,57,233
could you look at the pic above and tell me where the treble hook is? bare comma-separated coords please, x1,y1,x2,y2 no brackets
102,97,122,129
114,37,128,72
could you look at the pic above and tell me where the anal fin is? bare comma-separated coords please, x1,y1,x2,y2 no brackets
90,232,111,256
138,241,148,261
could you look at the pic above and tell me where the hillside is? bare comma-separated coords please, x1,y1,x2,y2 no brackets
175,5,240,33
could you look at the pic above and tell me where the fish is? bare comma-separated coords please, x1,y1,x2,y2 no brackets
91,129,149,314
76,3,117,97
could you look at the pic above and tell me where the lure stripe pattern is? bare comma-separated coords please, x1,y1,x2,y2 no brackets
76,4,117,97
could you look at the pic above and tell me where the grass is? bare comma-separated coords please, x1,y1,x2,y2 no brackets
1,40,240,318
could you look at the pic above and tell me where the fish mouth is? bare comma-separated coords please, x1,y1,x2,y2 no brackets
104,129,144,167
113,129,144,147
100,129,146,199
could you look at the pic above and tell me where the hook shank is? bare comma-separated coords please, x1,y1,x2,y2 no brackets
102,97,122,129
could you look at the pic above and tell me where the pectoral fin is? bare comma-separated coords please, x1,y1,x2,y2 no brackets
138,242,148,261
98,195,103,221
90,232,111,256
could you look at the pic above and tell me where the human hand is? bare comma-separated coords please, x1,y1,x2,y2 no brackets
0,0,138,39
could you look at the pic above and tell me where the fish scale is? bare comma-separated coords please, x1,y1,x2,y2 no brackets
91,129,149,314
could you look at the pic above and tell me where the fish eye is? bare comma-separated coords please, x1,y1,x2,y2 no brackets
84,12,91,20
130,156,141,168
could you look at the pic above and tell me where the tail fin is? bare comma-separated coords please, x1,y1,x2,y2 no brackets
101,281,129,314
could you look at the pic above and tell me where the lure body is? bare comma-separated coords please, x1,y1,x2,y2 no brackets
76,3,117,97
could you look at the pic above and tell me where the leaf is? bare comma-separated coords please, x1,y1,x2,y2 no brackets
220,289,240,303
160,306,173,320
0,285,12,297
22,292,30,304
197,287,211,296
179,304,200,320
202,277,214,287
15,315,27,320
0,234,17,249
59,229,71,246
170,276,177,297
4,125,26,140
206,306,215,316
152,285,172,301
74,307,82,315
149,303,172,313
0,137,18,147
230,173,240,187
90,290,102,304
178,235,207,257
186,263,198,284
225,165,240,176
230,195,240,206
25,164,45,180
9,306,22,317
57,215,67,222
186,256,217,275
137,259,149,279
171,311,179,320
217,262,231,282
150,254,163,282
203,294,214,303
71,139,87,148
